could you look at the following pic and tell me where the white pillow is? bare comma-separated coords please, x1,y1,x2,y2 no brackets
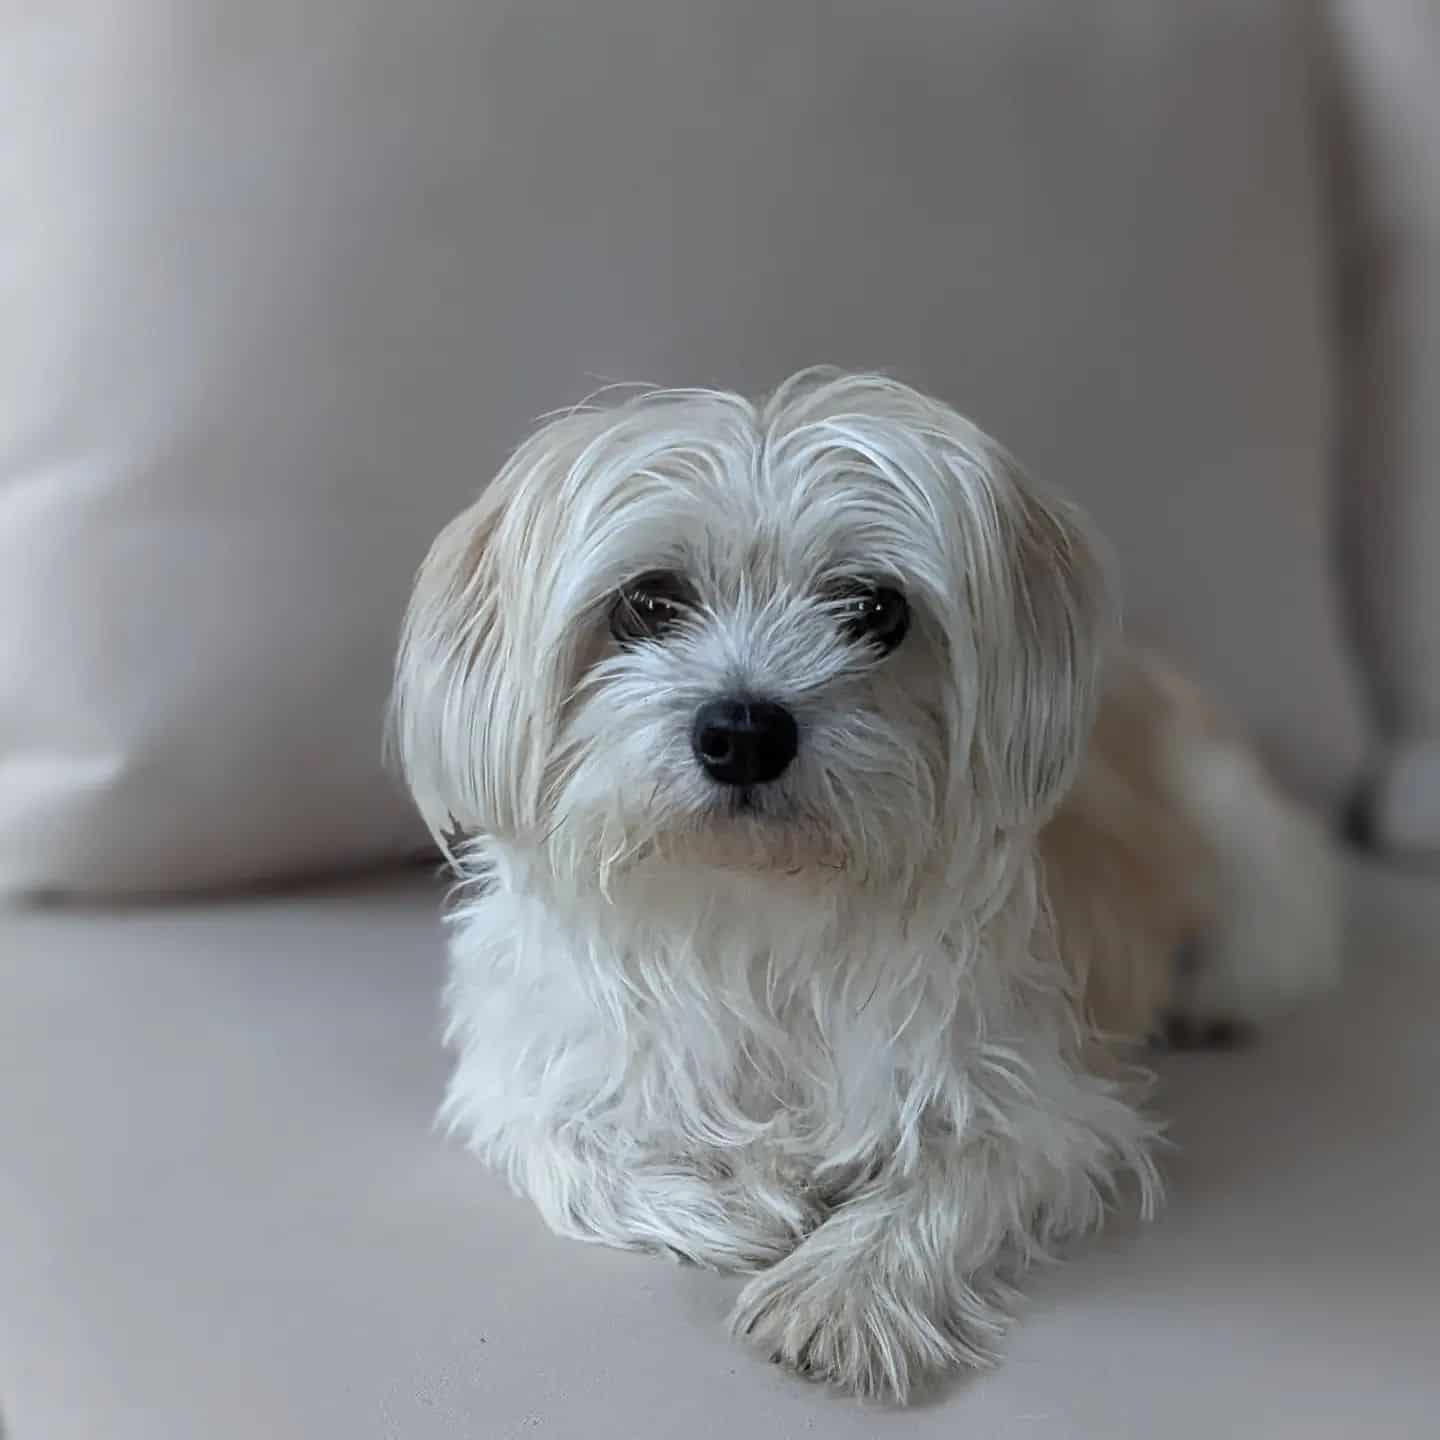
0,1,1369,894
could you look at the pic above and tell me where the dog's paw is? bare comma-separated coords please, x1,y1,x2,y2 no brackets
1153,1009,1253,1052
729,1247,1006,1403
1146,937,1255,1051
1160,740,1342,1031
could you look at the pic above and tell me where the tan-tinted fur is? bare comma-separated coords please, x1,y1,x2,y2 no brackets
1043,652,1229,1043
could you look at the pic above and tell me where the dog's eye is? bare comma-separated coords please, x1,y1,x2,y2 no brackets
610,571,695,644
831,582,910,654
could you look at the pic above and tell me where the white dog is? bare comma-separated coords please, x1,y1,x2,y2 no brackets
391,369,1338,1402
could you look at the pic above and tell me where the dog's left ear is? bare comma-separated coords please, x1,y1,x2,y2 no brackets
387,485,513,860
970,471,1115,829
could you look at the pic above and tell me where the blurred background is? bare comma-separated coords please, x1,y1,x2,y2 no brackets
2,4,1437,1438
9,0,1438,896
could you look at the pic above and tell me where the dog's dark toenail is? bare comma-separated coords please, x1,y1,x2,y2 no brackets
1162,1013,1198,1049
1199,1018,1251,1050
1160,1012,1254,1050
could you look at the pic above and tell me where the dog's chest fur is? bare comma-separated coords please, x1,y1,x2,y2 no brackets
441,854,1063,1183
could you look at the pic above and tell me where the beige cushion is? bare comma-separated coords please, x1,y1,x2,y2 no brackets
0,1,1369,895
1325,1,1440,852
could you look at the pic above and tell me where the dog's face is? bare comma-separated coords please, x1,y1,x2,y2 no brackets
392,371,1110,898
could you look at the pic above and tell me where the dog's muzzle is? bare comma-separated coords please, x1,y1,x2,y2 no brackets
691,697,798,786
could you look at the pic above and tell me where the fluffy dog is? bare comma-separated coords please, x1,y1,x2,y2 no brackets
390,369,1338,1402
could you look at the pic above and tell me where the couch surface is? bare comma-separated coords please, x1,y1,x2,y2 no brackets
3,858,1435,1439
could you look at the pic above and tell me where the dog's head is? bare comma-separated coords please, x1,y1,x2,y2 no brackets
391,370,1111,898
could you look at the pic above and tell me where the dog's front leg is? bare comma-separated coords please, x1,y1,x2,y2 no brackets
731,1055,1160,1406
729,1138,1051,1402
508,1128,822,1273
728,1145,1009,1400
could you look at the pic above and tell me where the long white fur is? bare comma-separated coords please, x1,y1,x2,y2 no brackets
390,369,1318,1402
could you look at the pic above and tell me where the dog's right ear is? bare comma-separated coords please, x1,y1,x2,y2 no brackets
388,486,511,861
388,416,588,859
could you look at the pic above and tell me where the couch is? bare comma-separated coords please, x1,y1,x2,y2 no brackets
3,5,1438,1436
4,858,1437,1440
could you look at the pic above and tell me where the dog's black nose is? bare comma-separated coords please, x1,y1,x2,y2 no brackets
691,697,798,786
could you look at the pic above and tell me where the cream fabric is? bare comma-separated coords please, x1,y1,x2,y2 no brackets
0,2,1369,894
1326,1,1440,852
